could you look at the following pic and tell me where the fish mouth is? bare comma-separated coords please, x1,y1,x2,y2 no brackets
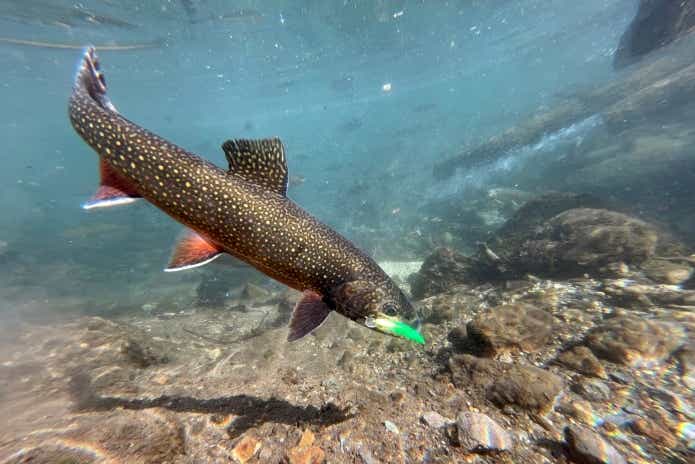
366,315,425,345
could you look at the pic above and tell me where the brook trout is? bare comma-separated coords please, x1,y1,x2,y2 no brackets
68,48,424,344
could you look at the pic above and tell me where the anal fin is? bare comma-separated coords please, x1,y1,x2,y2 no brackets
82,159,141,210
287,290,331,342
164,229,224,272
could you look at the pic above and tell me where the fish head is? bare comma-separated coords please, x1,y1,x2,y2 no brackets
330,279,424,345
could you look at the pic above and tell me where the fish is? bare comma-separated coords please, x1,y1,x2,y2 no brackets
68,47,424,345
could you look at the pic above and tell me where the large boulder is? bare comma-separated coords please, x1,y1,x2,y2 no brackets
408,247,481,299
497,208,661,277
614,0,695,68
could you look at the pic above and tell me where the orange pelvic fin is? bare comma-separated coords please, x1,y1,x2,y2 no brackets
82,159,141,210
164,229,224,272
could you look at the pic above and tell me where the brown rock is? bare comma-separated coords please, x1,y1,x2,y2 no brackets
487,364,564,413
449,354,564,413
565,425,626,464
641,258,693,284
555,346,606,378
614,0,695,68
455,412,512,452
232,435,261,463
630,418,678,448
466,303,555,356
498,208,661,278
288,429,325,464
585,315,685,367
408,247,480,299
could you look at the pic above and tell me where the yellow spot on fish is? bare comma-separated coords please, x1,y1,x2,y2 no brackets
158,165,164,170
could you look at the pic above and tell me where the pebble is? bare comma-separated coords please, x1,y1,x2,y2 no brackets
231,435,261,463
288,429,325,464
384,420,399,434
564,425,626,464
421,411,452,429
629,418,677,448
466,303,555,356
556,346,606,378
456,412,512,453
585,315,685,367
572,378,612,402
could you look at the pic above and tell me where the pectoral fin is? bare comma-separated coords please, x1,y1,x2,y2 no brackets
164,229,223,272
287,290,331,341
82,159,141,210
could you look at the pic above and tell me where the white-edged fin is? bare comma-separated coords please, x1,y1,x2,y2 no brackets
287,290,331,342
82,159,141,210
82,196,139,210
164,229,224,272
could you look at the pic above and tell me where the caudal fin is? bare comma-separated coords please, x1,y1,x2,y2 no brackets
73,47,118,113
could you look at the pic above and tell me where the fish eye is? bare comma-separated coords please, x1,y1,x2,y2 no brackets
382,303,398,316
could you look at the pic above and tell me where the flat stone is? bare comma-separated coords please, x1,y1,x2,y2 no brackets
241,282,271,301
449,355,564,413
556,396,596,425
120,336,169,368
456,412,512,452
408,247,481,299
487,364,564,413
629,418,678,448
555,346,606,378
288,429,325,464
585,315,686,367
287,446,325,464
564,425,626,464
232,435,261,463
641,258,693,284
466,303,555,356
676,343,695,389
572,378,612,402
421,411,453,429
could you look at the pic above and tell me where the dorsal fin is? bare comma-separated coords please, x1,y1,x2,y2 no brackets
221,138,288,196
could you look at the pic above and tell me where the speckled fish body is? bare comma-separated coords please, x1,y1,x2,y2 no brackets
68,48,423,344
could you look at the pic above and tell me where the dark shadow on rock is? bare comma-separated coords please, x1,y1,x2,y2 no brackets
68,371,353,439
535,437,569,461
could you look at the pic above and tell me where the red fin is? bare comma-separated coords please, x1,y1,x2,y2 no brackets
164,230,223,272
82,160,141,210
287,290,331,342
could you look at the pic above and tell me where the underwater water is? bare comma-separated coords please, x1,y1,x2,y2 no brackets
1,0,694,462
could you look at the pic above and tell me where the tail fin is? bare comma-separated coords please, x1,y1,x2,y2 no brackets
73,47,118,113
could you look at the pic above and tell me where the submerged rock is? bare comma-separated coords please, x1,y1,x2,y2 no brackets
487,364,564,413
287,429,325,464
614,0,695,68
555,346,606,379
421,411,453,429
409,247,480,299
449,354,564,413
508,208,659,276
455,412,512,452
676,343,695,389
466,303,555,356
572,378,613,403
493,192,604,247
585,315,685,367
121,336,169,368
564,425,626,464
641,258,693,285
232,434,261,463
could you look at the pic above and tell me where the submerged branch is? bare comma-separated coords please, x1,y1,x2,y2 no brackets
0,37,164,51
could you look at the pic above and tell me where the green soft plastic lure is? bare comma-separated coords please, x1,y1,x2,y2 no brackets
374,317,426,345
